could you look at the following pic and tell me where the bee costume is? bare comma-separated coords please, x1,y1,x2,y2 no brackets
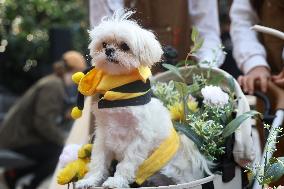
71,66,152,119
66,66,181,185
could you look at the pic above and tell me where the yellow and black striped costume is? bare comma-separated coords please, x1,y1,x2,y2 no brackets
71,66,152,119
70,66,181,186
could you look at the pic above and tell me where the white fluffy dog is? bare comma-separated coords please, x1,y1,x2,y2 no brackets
76,11,211,188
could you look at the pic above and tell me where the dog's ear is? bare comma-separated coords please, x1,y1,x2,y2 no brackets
137,30,163,67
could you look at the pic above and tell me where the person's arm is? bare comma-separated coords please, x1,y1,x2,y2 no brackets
230,0,269,74
33,82,66,145
89,0,123,27
230,0,270,93
188,0,225,67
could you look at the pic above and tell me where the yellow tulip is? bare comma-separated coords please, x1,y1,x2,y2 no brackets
168,98,198,121
168,103,185,121
187,100,198,113
57,159,89,185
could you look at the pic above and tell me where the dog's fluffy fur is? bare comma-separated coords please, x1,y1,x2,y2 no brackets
76,11,211,188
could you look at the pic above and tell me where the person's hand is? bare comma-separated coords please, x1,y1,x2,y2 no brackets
238,66,270,94
272,68,284,88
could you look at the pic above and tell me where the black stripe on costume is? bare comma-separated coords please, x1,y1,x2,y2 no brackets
111,79,151,93
77,92,85,110
98,90,152,109
75,66,94,110
202,181,214,189
83,66,95,74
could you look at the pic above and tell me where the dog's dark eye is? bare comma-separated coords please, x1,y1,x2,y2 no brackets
102,42,107,48
120,43,130,51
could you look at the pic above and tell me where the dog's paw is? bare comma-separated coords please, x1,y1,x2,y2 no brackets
102,176,129,188
76,177,100,189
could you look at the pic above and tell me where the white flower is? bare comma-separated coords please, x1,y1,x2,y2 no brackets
201,85,229,107
58,144,82,168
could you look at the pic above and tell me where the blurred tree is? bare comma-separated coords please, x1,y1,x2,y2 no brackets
0,0,89,94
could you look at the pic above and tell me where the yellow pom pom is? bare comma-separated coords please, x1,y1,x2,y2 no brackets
72,72,85,84
57,159,89,185
71,107,82,119
78,144,93,159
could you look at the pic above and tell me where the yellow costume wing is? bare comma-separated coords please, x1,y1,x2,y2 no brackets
78,68,104,96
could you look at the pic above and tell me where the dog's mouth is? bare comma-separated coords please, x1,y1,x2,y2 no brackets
107,57,119,64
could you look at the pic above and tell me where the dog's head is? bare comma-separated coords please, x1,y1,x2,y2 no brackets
88,10,163,75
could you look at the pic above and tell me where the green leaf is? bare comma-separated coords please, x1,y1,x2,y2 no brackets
190,38,204,54
162,63,184,81
187,83,200,94
191,26,198,43
220,112,229,125
227,76,236,92
174,122,203,149
268,156,279,164
174,81,189,97
263,157,284,184
222,110,262,138
208,74,225,86
196,38,204,50
176,60,195,67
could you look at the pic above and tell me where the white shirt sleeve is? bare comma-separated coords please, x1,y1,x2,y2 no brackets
89,0,123,27
188,0,225,67
230,0,269,74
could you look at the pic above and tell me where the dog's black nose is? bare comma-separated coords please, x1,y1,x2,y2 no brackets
105,48,115,57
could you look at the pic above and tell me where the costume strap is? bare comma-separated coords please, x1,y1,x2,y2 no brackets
135,127,180,185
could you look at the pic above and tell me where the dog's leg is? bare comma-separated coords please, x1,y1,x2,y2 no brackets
76,131,112,188
102,137,153,188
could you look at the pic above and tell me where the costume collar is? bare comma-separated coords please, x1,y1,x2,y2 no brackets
78,66,151,96
137,66,152,83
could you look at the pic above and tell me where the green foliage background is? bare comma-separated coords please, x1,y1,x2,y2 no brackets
0,0,89,93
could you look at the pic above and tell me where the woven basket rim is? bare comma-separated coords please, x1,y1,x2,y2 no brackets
152,66,234,84
88,175,215,189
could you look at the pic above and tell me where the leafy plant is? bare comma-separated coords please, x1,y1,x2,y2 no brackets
161,26,205,79
246,124,284,187
0,0,89,93
152,71,256,161
155,28,260,161
190,26,204,55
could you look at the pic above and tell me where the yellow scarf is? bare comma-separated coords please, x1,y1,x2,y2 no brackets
70,65,152,119
78,66,151,101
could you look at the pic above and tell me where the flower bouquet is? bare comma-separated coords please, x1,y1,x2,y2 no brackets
152,65,260,162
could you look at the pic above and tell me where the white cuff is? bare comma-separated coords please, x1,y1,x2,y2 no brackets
242,55,270,74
